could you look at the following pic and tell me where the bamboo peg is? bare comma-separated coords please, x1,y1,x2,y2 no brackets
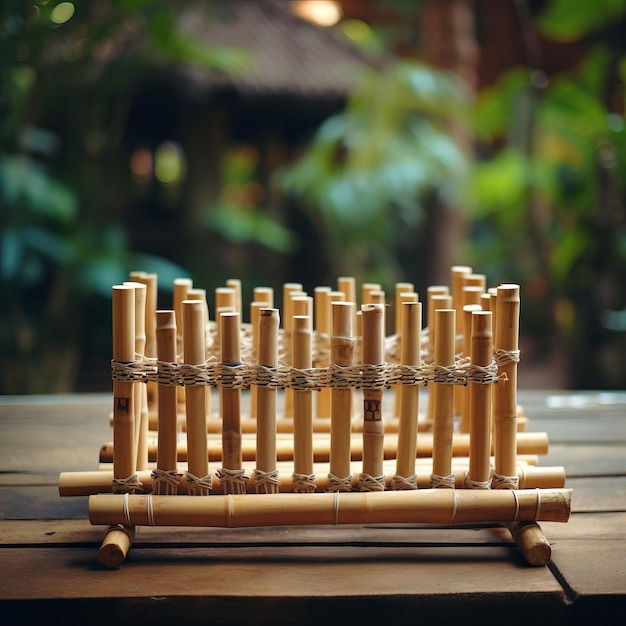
394,300,421,489
459,303,483,433
225,278,242,316
111,284,136,490
253,286,274,307
98,524,135,569
426,293,452,423
431,308,456,488
362,282,381,306
183,299,210,495
249,301,266,419
255,307,280,493
282,283,303,419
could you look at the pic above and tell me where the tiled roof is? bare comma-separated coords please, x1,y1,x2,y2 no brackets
175,0,374,98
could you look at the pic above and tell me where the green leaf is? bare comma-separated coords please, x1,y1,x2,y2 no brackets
538,0,626,41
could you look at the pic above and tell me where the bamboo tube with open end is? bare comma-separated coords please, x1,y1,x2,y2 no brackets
226,278,242,316
111,284,137,489
218,311,247,494
88,488,572,529
255,307,280,493
249,301,265,419
105,284,138,568
493,284,521,489
465,311,493,490
393,301,421,489
460,303,483,433
183,299,211,495
314,286,332,419
124,281,148,472
153,310,180,495
130,271,158,412
328,301,355,491
360,303,386,491
292,315,315,492
426,291,452,423
282,283,303,419
431,308,456,488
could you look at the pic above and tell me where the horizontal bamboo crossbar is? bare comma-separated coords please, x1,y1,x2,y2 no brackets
88,488,572,528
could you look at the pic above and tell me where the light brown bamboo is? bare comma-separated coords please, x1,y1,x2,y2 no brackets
506,521,552,566
88,488,572,529
130,271,158,410
98,524,135,568
467,311,493,487
451,266,472,333
183,299,209,494
215,287,236,317
360,304,385,489
314,286,332,419
220,312,242,474
395,301,421,483
155,310,179,492
256,307,279,492
494,284,520,486
173,277,192,405
329,301,355,482
460,304,483,433
249,301,266,419
393,291,419,419
336,276,356,334
292,315,314,490
100,429,549,466
186,288,211,418
426,292,452,423
253,286,274,307
125,281,148,472
112,284,136,487
465,273,487,291
226,278,242,316
432,308,455,487
282,283,303,419
61,461,563,497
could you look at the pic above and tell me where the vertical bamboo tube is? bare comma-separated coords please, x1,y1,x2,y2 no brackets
489,289,498,437
187,288,211,418
466,311,493,489
460,302,483,433
255,307,280,493
360,303,385,490
329,301,355,489
282,283,303,419
494,284,520,489
249,301,265,419
426,292,452,423
292,315,315,492
215,287,236,317
154,310,180,494
183,299,210,495
111,284,136,488
314,286,332,419
393,288,417,418
431,308,456,488
465,273,487,291
253,286,274,307
130,271,158,411
362,283,381,306
226,278,242,316
337,276,356,335
126,281,149,472
451,266,471,417
173,277,192,405
219,311,246,494
394,301,421,488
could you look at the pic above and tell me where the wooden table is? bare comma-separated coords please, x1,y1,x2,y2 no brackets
1,391,625,625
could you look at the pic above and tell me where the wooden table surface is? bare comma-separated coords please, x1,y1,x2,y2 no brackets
1,390,625,625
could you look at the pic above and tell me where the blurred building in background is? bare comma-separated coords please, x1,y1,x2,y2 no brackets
1,0,625,392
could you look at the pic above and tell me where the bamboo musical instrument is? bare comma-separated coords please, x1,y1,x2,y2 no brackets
314,286,332,419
